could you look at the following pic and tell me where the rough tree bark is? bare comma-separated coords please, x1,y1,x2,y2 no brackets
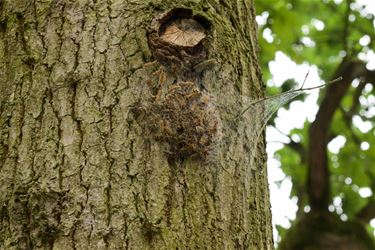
0,0,273,249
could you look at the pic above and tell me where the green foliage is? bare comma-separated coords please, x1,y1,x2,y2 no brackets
256,0,375,244
276,146,306,195
257,0,374,77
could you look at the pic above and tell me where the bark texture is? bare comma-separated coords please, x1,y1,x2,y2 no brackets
0,0,273,249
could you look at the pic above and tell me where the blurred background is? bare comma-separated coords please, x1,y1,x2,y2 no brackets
254,0,375,249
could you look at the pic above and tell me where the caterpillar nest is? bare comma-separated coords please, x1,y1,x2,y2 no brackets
143,81,221,159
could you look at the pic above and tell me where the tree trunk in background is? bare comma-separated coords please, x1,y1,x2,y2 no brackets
0,0,273,249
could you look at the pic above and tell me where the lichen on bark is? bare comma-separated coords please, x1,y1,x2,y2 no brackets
0,0,273,249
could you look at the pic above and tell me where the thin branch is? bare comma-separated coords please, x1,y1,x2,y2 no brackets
269,125,307,163
236,76,343,119
300,71,309,89
273,125,292,141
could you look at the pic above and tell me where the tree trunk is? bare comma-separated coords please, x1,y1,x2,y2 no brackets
0,0,273,249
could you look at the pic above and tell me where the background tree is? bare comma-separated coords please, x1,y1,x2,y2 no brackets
0,0,274,249
255,0,375,249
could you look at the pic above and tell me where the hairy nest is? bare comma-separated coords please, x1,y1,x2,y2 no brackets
142,81,220,159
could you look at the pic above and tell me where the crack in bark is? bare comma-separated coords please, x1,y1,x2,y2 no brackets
0,0,273,248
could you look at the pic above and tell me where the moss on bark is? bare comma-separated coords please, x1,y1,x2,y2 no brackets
0,0,273,249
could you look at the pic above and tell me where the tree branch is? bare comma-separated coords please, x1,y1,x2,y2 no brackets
339,80,367,144
357,201,375,223
307,60,371,211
